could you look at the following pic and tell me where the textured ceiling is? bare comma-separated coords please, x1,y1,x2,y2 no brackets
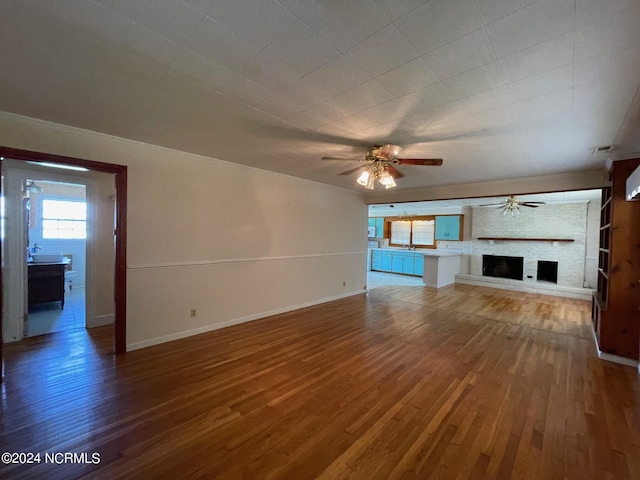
2,0,639,193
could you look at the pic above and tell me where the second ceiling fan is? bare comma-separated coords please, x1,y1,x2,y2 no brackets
479,195,545,216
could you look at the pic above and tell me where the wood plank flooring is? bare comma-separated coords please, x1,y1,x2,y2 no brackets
1,284,639,479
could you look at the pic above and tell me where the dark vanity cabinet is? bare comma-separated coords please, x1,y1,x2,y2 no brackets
28,262,66,309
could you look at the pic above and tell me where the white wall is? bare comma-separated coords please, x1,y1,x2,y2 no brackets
0,112,367,350
584,199,601,288
87,172,116,327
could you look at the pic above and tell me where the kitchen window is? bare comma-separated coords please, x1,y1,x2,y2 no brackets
42,199,87,239
389,216,435,248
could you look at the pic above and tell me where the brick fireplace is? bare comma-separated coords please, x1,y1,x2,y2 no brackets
468,202,593,289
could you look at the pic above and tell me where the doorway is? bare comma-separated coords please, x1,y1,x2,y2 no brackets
0,147,127,380
25,179,88,337
2,162,117,343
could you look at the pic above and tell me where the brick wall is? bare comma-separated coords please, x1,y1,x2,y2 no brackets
470,203,589,288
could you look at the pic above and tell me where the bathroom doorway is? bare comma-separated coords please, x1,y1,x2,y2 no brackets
2,159,116,344
25,179,88,337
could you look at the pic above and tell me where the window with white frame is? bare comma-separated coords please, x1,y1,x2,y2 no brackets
42,199,87,239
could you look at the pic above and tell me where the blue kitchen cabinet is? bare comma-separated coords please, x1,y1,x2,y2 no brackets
414,255,424,276
371,250,382,270
375,218,385,238
368,217,385,238
401,253,415,275
435,215,462,241
380,251,393,271
391,254,403,273
371,250,422,276
391,252,414,275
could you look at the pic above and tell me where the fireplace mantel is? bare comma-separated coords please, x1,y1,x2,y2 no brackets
477,237,574,242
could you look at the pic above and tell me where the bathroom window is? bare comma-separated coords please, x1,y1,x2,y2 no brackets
42,199,87,239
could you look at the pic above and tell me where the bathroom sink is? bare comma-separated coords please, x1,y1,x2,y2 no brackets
31,252,64,263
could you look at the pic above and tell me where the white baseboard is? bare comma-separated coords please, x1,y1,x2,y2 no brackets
597,351,639,368
88,314,114,328
127,290,364,352
590,325,639,368
456,274,593,300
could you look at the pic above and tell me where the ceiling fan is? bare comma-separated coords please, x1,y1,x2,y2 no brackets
322,144,443,190
479,195,545,216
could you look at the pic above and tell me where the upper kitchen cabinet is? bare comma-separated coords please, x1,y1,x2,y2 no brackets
368,217,387,238
435,215,464,241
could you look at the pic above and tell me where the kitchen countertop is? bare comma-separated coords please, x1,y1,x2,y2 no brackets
371,248,462,257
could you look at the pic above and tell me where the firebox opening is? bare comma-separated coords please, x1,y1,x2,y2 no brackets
537,260,558,284
482,255,524,280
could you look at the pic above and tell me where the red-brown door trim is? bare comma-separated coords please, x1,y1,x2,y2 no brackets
0,146,127,359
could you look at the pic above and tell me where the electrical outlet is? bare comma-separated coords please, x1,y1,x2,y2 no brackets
190,309,197,318
342,280,346,287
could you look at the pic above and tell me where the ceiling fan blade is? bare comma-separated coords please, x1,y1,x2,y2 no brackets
394,158,443,166
321,156,363,161
338,166,364,176
522,204,540,208
478,202,504,207
387,165,405,179
521,201,545,205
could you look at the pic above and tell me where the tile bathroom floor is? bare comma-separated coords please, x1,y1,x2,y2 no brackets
26,286,85,337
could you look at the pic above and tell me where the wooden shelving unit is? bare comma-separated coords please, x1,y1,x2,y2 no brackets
591,158,640,361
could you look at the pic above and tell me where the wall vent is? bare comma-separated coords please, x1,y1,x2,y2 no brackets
593,145,613,154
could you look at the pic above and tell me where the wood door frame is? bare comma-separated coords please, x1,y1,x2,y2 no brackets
0,146,127,366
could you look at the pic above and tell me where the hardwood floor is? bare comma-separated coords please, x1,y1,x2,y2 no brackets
1,284,639,479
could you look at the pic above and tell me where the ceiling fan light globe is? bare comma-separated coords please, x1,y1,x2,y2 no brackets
356,170,370,186
365,174,376,190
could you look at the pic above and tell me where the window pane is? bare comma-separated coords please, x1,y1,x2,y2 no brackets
71,202,86,220
42,199,86,220
42,219,59,230
57,220,76,231
57,229,75,239
412,220,435,245
72,224,86,239
41,199,87,239
390,221,411,245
